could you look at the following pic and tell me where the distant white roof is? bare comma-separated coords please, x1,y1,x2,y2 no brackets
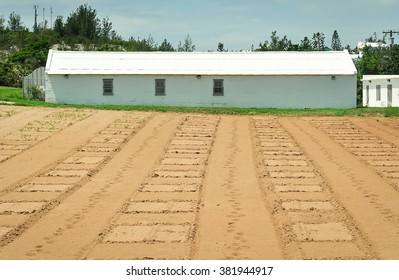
362,75,399,81
357,41,387,49
45,50,357,76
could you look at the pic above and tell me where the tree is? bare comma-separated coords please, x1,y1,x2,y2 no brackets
355,43,399,107
0,39,51,87
258,31,293,51
53,16,65,38
365,32,378,43
380,45,399,74
357,45,384,75
37,20,48,33
217,42,225,52
100,16,117,43
345,45,352,53
9,40,50,67
0,16,8,48
331,30,342,51
146,34,157,49
312,32,325,51
64,4,100,42
0,16,5,31
110,30,121,41
0,60,25,87
8,12,25,32
299,36,313,51
217,42,229,52
158,39,174,51
270,31,286,50
178,34,195,52
125,36,156,51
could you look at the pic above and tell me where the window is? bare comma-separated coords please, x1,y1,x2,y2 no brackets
387,84,393,107
155,79,166,96
213,79,224,96
103,79,113,95
376,85,381,101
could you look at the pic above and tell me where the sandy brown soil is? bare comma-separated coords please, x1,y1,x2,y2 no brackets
0,106,398,260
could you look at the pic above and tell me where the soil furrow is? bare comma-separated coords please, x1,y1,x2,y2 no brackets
279,118,399,259
0,110,114,190
0,109,91,163
0,107,57,139
0,112,170,259
0,107,398,260
309,117,399,192
193,116,283,259
349,118,399,142
0,106,27,121
253,117,375,260
0,111,151,251
84,115,219,260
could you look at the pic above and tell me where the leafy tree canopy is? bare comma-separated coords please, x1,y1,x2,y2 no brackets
331,30,342,51
178,34,195,52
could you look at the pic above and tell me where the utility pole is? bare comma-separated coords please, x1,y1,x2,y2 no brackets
50,7,53,29
33,5,38,32
383,30,399,47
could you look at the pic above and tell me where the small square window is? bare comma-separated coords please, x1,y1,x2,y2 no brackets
103,79,113,95
213,79,224,96
155,79,166,96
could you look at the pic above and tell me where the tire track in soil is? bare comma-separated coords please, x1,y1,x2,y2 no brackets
311,117,399,192
279,118,399,259
193,116,283,260
374,117,399,131
253,117,376,260
83,114,219,260
0,113,180,259
350,117,399,142
0,111,156,259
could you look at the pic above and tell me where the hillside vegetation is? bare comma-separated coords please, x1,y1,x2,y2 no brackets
1,4,399,107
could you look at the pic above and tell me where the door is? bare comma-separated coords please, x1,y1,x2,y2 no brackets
366,85,369,106
387,84,393,107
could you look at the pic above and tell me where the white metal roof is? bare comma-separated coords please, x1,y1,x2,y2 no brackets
362,75,399,81
45,50,357,76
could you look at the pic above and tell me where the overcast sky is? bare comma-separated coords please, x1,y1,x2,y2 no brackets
1,0,398,51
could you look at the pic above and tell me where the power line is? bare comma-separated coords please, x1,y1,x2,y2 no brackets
383,30,399,47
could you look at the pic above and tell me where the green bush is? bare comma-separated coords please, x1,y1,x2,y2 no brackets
26,85,44,100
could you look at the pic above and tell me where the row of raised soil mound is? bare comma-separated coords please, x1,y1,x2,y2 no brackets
0,106,398,259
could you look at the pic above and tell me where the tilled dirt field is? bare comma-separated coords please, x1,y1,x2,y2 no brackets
0,106,398,260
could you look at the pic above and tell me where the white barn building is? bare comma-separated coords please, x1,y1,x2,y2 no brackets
45,50,357,108
362,75,399,107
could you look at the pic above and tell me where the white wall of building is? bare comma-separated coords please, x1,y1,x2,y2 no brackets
362,76,399,107
46,74,356,109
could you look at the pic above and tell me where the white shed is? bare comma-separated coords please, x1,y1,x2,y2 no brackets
45,50,357,108
362,75,399,107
